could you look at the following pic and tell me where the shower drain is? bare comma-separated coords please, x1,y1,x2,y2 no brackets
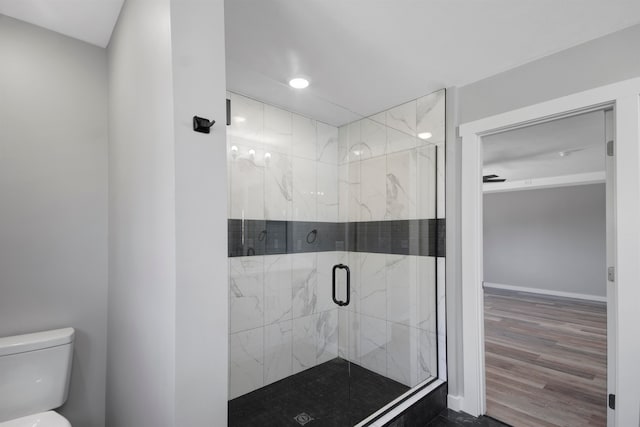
294,412,314,425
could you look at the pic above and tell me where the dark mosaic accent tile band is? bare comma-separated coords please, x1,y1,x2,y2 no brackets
228,219,446,258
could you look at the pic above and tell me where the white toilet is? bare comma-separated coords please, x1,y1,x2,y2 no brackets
0,328,75,426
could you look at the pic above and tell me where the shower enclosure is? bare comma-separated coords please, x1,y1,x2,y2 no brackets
226,89,446,426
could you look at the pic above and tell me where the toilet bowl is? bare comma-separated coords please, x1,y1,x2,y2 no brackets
0,412,70,427
0,328,74,426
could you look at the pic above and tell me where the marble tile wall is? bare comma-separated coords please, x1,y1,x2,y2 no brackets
229,252,342,399
336,252,438,388
227,89,445,398
336,89,445,388
227,92,341,399
227,92,339,222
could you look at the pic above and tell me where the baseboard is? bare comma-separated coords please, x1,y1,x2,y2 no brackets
483,282,607,302
447,394,463,411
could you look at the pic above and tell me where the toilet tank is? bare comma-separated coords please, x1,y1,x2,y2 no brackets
0,328,74,423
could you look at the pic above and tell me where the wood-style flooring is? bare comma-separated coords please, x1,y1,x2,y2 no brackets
484,288,607,427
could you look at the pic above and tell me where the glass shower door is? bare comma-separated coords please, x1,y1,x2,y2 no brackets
227,88,444,426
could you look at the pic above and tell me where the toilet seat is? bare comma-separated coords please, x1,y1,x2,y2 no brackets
0,411,71,427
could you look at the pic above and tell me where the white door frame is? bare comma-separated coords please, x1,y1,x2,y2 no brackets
459,77,640,427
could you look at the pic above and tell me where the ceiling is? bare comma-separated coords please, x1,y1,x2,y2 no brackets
2,1,640,125
0,0,124,47
225,0,640,126
482,111,606,183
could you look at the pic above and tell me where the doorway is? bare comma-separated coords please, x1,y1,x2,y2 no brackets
459,78,640,427
480,110,611,426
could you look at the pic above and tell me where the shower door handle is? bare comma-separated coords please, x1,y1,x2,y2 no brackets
332,264,350,307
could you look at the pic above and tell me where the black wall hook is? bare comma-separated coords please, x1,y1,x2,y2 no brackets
193,116,215,133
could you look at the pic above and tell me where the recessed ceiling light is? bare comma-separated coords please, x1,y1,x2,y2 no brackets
233,116,246,123
418,132,433,140
289,78,309,89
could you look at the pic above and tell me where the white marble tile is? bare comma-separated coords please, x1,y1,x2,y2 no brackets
338,308,348,359
316,252,339,313
348,162,362,222
316,162,338,222
338,161,361,222
346,310,361,363
264,320,293,386
417,256,437,333
386,100,416,137
264,150,292,220
338,164,350,222
417,145,437,219
228,93,264,148
346,119,373,162
359,156,386,221
386,149,418,220
387,127,418,154
360,117,386,159
419,329,438,382
386,322,414,387
264,254,293,325
417,89,445,146
291,253,318,318
292,157,317,221
264,104,292,156
229,257,264,334
386,254,418,326
359,314,387,376
229,327,264,399
345,251,361,313
359,252,386,319
316,122,338,164
316,309,338,364
346,120,365,162
338,309,361,363
338,125,349,164
292,113,317,160
229,143,265,220
292,314,316,374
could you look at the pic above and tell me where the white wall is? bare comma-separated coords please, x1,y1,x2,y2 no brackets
0,15,108,426
459,23,640,124
107,0,176,424
107,0,228,425
483,184,606,297
170,1,228,424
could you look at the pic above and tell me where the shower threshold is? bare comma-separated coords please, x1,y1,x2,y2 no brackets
228,357,410,427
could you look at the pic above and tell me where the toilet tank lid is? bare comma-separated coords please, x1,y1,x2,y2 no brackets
0,328,74,357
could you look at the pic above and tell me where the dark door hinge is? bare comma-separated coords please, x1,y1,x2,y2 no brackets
226,98,231,126
607,140,614,156
608,393,615,410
